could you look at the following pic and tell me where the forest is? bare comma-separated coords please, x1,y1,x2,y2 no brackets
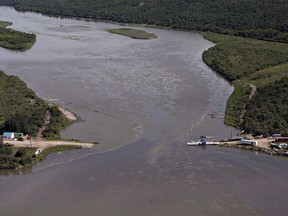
0,0,287,43
203,33,288,135
243,77,288,136
0,71,72,139
0,71,48,136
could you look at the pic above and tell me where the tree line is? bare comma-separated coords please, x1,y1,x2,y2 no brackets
0,0,287,43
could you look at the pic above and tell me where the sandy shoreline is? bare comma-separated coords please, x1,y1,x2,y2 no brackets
58,106,77,121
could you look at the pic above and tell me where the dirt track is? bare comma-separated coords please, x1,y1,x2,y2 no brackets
5,139,94,150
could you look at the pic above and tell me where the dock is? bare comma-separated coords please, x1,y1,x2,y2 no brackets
187,141,220,146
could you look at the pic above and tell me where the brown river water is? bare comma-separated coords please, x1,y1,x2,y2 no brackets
0,7,287,216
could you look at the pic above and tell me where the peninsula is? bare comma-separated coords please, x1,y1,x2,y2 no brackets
0,20,93,169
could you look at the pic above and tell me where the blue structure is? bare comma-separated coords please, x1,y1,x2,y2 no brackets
3,132,15,139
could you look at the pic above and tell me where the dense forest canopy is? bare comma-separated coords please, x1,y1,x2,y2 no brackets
0,71,48,136
203,33,288,136
0,72,71,138
0,0,287,42
244,77,288,136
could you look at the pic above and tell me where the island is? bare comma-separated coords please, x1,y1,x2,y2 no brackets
0,20,36,50
106,28,157,40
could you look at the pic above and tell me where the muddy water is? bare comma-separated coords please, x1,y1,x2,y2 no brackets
0,7,287,216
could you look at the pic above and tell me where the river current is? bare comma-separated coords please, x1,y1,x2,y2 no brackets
0,7,287,216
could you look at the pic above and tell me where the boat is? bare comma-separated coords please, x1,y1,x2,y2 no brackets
33,149,41,157
187,135,220,146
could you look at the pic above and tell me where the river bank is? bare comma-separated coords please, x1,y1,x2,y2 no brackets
220,140,288,157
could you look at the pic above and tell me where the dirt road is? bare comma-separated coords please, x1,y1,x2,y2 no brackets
5,139,94,150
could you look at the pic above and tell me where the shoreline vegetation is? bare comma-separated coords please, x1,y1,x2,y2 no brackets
0,20,36,50
202,32,288,136
0,144,92,170
106,28,157,40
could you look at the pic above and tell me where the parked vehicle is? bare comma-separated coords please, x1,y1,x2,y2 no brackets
275,137,288,142
254,135,263,139
229,136,242,141
272,134,282,138
17,137,25,141
240,139,257,146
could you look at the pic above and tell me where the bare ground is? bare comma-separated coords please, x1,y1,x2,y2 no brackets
5,139,94,150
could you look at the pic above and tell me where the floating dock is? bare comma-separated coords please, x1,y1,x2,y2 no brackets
187,141,220,146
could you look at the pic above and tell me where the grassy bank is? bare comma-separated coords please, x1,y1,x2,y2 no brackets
0,20,36,50
0,144,82,169
33,145,82,163
0,20,12,28
106,28,157,40
203,32,288,135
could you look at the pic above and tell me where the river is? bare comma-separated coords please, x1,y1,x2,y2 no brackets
0,7,287,216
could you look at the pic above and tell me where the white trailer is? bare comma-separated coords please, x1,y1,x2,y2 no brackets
240,139,257,146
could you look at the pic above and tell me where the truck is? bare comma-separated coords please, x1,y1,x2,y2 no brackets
275,137,288,142
240,139,257,147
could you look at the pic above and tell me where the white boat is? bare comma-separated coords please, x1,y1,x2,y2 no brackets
33,149,41,157
205,141,220,145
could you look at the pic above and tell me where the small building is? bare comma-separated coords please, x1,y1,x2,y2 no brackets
3,132,15,139
14,133,24,138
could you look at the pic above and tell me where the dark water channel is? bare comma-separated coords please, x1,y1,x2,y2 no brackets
0,7,287,216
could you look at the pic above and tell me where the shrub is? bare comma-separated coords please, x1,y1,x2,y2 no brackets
14,148,27,157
